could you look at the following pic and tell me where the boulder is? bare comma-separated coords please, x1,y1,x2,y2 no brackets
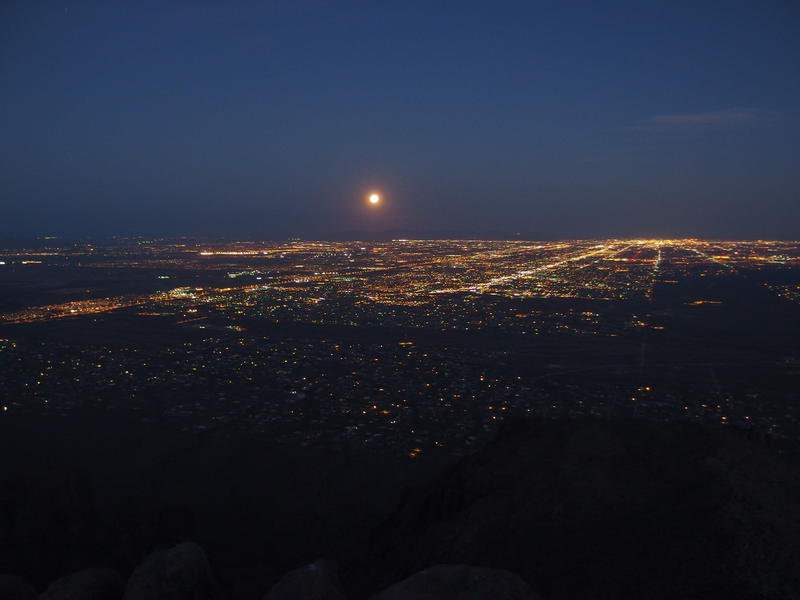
371,565,540,600
38,568,124,600
123,542,216,600
0,575,37,600
263,560,346,600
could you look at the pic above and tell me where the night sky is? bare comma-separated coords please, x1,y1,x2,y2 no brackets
2,1,798,239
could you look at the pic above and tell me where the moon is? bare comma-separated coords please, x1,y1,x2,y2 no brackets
368,193,381,205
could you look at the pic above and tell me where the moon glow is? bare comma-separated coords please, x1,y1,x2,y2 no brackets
368,193,381,205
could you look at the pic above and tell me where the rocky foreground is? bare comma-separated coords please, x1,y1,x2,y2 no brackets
1,548,542,599
2,418,800,599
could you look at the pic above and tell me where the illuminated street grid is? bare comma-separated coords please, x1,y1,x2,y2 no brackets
1,239,798,324
1,239,799,457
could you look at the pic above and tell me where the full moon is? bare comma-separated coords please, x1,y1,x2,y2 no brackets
368,193,381,205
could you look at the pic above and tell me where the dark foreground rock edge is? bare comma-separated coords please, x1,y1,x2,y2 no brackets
3,552,542,599
2,418,800,599
363,419,800,600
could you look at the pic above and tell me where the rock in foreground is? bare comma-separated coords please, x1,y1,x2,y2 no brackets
0,575,36,600
371,565,541,600
39,568,124,600
263,560,346,600
123,542,216,600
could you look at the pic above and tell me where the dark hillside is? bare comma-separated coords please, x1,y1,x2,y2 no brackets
2,416,799,599
365,419,800,600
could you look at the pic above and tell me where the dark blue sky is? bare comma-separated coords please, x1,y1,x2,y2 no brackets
2,1,798,239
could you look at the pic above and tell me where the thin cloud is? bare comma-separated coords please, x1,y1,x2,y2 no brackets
649,108,766,126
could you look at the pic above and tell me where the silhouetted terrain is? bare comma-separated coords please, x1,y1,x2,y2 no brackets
2,416,799,598
366,419,800,599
